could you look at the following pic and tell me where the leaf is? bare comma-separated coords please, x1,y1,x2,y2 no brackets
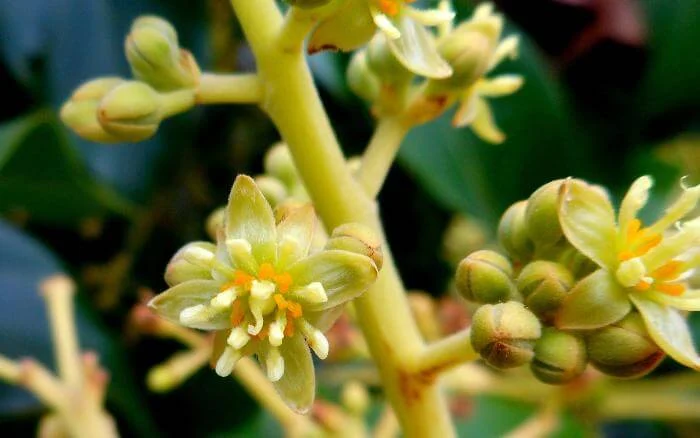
0,111,137,224
0,219,159,436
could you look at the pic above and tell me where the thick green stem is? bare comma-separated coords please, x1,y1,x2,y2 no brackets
230,0,455,435
357,117,410,198
196,73,262,104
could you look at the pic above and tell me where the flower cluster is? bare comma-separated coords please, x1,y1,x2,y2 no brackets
149,175,382,412
459,176,700,384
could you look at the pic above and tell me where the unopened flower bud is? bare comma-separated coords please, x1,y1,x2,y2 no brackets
205,207,225,241
60,77,125,143
341,380,369,416
525,179,566,248
516,261,573,323
255,176,289,207
433,27,493,90
264,143,299,188
126,16,200,91
498,201,534,262
587,312,665,378
326,223,383,270
455,250,518,304
531,328,587,384
164,242,214,287
470,301,541,369
347,51,380,103
366,34,412,84
98,81,162,142
442,215,488,267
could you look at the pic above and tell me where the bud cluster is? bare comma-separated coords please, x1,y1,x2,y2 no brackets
458,178,677,384
60,16,200,143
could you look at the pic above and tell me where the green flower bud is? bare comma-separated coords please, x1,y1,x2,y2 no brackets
516,261,573,323
60,77,125,143
341,380,369,416
531,328,587,384
97,81,162,142
441,215,488,267
455,250,518,304
205,207,225,241
525,179,566,248
498,201,534,262
264,143,299,188
326,223,383,271
347,51,380,103
126,16,200,91
587,312,665,378
470,301,541,369
255,175,289,208
433,27,493,90
366,34,412,84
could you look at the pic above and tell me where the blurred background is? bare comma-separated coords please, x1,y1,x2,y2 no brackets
1,0,700,436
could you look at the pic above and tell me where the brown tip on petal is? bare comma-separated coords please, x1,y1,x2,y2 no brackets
308,44,339,55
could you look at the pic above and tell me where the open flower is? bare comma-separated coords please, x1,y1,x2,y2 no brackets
449,4,522,144
308,0,453,78
555,176,700,370
149,175,380,412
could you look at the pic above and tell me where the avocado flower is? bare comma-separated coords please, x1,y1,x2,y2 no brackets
308,0,453,78
149,175,381,412
555,176,700,370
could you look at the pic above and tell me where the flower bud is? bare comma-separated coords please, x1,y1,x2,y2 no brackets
530,328,587,384
516,261,573,323
497,201,534,262
125,16,200,91
470,301,541,369
205,207,225,241
347,51,380,103
341,380,369,416
442,215,488,267
366,34,412,84
164,242,214,287
264,143,299,187
587,312,665,378
525,179,566,248
455,250,518,304
255,176,289,207
97,81,162,142
433,26,494,90
326,223,383,270
60,77,125,143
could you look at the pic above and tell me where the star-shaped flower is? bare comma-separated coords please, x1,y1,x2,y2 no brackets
555,176,700,370
149,175,380,412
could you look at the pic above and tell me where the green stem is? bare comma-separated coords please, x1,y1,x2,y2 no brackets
412,328,477,376
196,73,262,104
277,7,316,53
0,354,21,383
160,89,196,118
357,117,410,198
230,0,455,435
600,392,700,421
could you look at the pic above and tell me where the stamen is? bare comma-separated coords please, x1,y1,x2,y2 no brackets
274,294,288,310
633,233,663,257
266,347,285,382
233,271,253,288
274,273,293,293
211,289,236,309
268,313,287,347
251,280,276,300
284,320,296,337
230,300,245,326
227,327,250,350
634,280,652,292
378,0,400,16
300,320,329,359
656,283,686,296
287,301,303,319
215,347,241,377
179,304,209,325
651,260,684,281
258,263,275,281
248,300,265,335
626,218,642,242
296,282,327,304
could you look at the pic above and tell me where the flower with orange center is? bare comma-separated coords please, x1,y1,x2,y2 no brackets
556,176,700,371
150,175,381,412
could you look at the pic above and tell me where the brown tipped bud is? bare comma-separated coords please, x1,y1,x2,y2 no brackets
455,250,518,304
498,201,534,262
470,301,541,369
587,312,665,378
531,328,587,384
97,81,162,142
516,261,574,323
525,179,566,248
326,223,383,271
60,77,126,143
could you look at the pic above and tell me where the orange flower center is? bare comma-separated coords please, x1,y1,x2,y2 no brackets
634,259,687,296
618,219,662,262
377,0,414,16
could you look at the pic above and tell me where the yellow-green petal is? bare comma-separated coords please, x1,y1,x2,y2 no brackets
558,178,618,270
647,289,700,311
164,241,217,286
647,180,700,235
617,176,652,243
452,91,478,128
630,295,700,370
226,175,277,264
385,15,452,79
307,0,376,54
641,217,700,271
148,279,227,329
276,203,316,268
555,269,631,330
475,75,523,97
267,333,315,413
469,97,504,144
287,250,378,311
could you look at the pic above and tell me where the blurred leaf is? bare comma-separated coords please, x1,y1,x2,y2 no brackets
400,27,597,224
0,219,159,436
0,111,137,224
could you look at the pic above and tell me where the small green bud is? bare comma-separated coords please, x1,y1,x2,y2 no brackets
97,81,162,142
587,312,665,378
126,16,200,91
264,143,299,188
341,380,369,416
455,250,518,303
434,28,493,90
516,261,573,323
366,34,412,84
470,301,541,369
525,179,566,248
347,51,380,103
205,207,225,241
326,223,383,271
255,176,289,208
531,328,587,384
498,201,534,262
441,215,488,267
60,77,125,143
